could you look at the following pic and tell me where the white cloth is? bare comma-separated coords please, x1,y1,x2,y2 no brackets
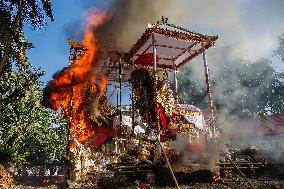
175,104,206,130
113,115,132,127
113,115,134,134
134,124,146,135
184,114,205,130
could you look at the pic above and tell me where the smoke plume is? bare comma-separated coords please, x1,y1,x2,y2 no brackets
89,0,284,60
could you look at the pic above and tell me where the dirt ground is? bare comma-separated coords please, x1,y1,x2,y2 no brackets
12,179,284,189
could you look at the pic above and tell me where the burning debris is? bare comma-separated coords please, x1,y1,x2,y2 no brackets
39,5,284,188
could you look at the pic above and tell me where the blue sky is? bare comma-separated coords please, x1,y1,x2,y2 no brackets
25,0,110,84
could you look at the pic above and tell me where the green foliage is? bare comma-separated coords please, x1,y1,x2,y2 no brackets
0,0,64,166
0,0,54,29
0,0,54,74
0,67,67,165
175,45,284,118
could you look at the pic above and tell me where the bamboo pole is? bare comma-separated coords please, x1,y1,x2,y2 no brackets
65,46,76,186
202,45,216,138
155,132,180,189
224,153,256,189
151,34,159,131
131,87,135,132
172,59,178,102
119,58,122,137
67,71,74,178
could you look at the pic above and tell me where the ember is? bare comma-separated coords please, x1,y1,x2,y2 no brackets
213,175,221,183
42,179,49,184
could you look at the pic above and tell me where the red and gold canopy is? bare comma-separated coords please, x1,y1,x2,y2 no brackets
126,24,218,69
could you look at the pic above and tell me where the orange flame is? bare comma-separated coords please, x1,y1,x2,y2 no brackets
48,8,110,144
213,174,221,183
42,179,49,184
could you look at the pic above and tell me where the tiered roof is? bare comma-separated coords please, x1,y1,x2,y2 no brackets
126,21,218,69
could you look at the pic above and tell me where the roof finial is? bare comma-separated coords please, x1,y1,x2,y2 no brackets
157,16,168,25
161,16,168,24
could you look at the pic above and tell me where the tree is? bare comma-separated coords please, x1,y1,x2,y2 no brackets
0,66,66,165
174,45,284,119
0,0,66,166
0,0,54,75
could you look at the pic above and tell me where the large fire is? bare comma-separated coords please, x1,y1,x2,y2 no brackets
46,8,110,145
